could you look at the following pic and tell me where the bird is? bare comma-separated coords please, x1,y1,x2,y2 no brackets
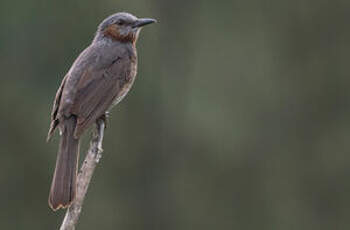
47,12,156,211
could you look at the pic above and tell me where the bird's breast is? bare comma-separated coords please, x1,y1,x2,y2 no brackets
110,56,137,108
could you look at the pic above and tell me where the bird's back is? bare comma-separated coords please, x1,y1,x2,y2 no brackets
50,41,137,138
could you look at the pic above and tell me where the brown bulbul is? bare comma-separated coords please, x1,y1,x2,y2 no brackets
47,12,156,211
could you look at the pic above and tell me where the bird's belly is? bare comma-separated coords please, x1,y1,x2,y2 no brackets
110,76,136,108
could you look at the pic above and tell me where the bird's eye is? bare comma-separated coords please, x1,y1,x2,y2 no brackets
116,20,125,26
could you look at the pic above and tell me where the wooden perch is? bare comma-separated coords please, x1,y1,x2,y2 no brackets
60,120,105,230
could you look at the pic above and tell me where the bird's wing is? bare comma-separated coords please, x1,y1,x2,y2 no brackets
47,46,97,140
48,44,135,139
70,55,134,137
47,74,68,141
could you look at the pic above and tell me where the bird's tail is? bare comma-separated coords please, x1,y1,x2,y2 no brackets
48,116,80,211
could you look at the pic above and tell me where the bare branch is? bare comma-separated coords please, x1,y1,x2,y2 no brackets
59,120,105,230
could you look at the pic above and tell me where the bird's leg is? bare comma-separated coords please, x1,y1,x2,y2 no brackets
99,111,110,128
95,118,105,153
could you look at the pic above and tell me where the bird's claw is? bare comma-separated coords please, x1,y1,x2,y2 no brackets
97,144,104,153
99,112,109,129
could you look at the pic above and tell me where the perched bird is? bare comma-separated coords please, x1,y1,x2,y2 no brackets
47,12,156,211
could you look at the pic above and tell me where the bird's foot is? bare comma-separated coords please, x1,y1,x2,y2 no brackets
95,119,105,154
97,144,104,154
99,112,109,129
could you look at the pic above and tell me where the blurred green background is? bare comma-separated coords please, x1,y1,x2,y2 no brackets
0,0,349,229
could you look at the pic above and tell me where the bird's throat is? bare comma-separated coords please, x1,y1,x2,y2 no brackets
103,24,137,44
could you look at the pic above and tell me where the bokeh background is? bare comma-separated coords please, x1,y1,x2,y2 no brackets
0,0,349,229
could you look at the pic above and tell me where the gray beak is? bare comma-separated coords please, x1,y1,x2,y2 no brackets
133,18,157,28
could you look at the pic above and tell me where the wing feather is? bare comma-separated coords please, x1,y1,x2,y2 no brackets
48,44,135,139
71,57,131,137
47,75,68,141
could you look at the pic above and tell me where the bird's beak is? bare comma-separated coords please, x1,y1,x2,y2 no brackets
133,18,157,28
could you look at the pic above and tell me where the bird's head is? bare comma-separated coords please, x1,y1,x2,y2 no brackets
96,12,156,44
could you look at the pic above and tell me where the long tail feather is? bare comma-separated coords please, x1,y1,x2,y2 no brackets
49,116,80,211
